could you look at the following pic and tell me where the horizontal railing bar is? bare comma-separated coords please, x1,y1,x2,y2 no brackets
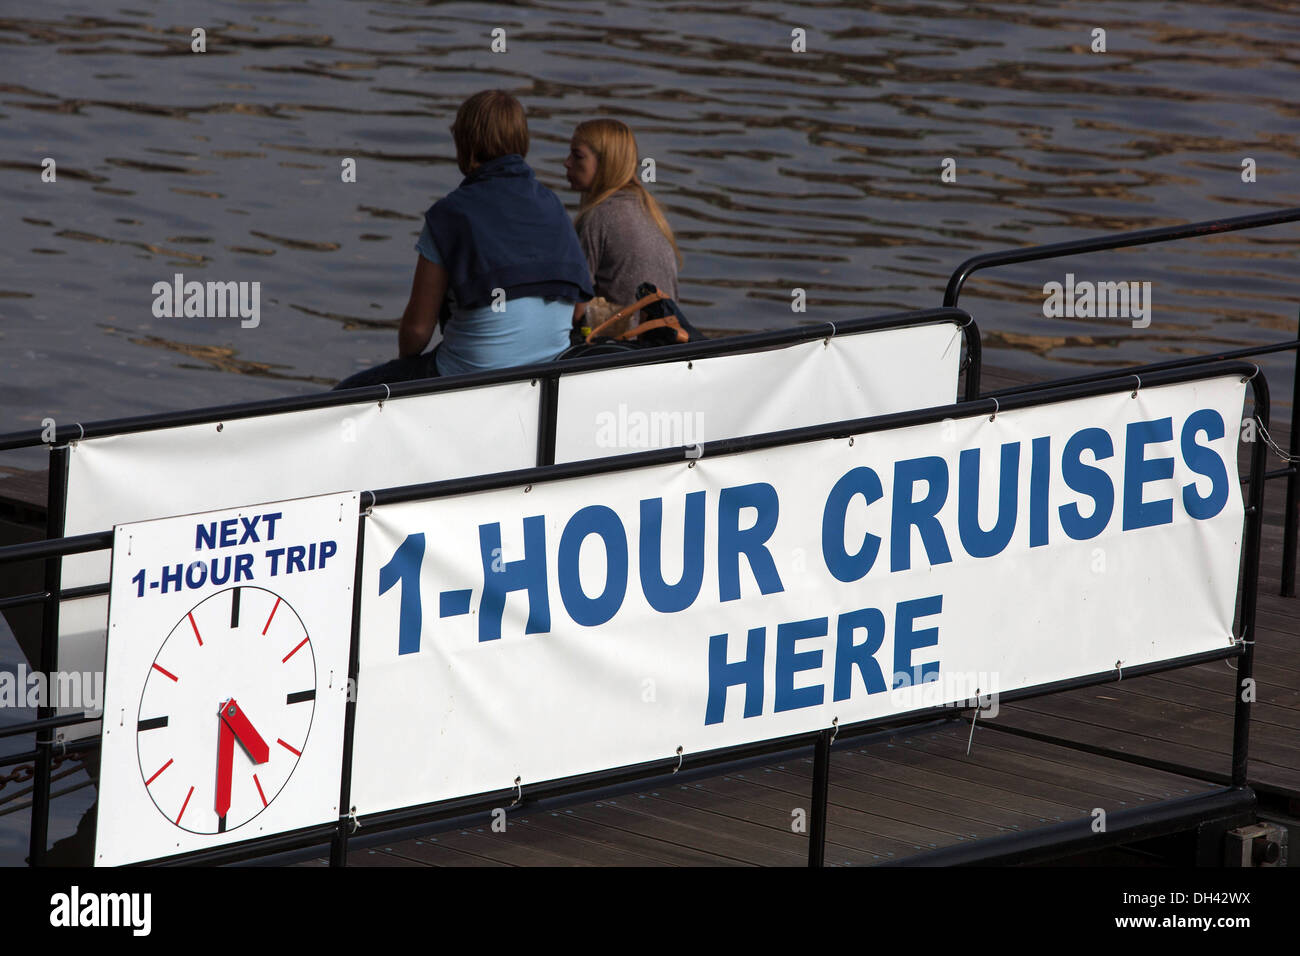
0,736,99,769
0,581,110,612
974,720,1233,787
885,787,1255,867
944,205,1300,307
0,712,93,740
986,338,1300,400
0,530,112,566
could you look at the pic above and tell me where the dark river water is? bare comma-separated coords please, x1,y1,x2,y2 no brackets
1,0,1299,862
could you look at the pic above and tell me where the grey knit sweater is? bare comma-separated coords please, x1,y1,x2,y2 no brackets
576,189,680,307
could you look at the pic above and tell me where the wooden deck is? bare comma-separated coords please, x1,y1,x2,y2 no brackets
3,361,1297,866
300,721,1225,867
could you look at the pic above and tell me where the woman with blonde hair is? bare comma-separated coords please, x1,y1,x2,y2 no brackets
564,119,681,332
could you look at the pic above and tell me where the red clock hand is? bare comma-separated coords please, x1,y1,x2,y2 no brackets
220,698,270,765
215,716,234,819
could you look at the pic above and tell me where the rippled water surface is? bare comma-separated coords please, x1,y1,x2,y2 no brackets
2,0,1299,460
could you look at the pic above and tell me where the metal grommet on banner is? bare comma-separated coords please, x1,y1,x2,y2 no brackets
1131,374,1141,399
824,321,836,347
988,397,999,422
848,436,855,447
1241,364,1259,385
829,717,839,745
361,490,375,517
378,383,390,409
673,745,684,773
510,776,522,807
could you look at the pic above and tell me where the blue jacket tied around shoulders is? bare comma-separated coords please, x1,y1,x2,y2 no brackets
425,154,593,312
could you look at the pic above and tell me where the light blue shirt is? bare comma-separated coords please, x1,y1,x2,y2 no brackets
416,223,575,377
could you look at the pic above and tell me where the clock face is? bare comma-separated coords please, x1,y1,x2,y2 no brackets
135,586,317,835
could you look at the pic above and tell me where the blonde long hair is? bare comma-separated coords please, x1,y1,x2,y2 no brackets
572,119,682,268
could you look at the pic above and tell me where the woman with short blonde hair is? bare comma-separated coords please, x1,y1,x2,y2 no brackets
337,90,591,388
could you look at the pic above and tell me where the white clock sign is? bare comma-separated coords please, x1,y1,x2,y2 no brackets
95,492,358,866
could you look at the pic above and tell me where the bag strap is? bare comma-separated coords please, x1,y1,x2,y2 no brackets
585,290,669,343
618,315,689,344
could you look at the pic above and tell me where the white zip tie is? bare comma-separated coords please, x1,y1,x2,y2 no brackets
510,776,522,807
966,703,979,756
1130,374,1141,398
673,746,684,773
988,397,999,422
378,383,390,408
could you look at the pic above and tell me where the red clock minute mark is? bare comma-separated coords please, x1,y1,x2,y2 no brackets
214,698,271,826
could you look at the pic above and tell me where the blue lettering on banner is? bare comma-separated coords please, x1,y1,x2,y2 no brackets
891,457,952,571
892,594,942,688
639,493,706,612
380,532,425,655
478,516,550,642
1123,418,1175,531
833,608,887,702
705,596,943,724
558,506,629,627
775,617,828,712
1029,436,1051,547
957,442,1020,558
705,627,766,724
821,467,883,583
195,511,282,550
1181,410,1229,519
717,483,784,601
1059,427,1114,540
372,402,1239,722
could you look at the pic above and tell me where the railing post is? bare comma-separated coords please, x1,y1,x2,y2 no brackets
962,320,982,402
29,444,69,866
1233,374,1269,787
1281,311,1300,596
536,372,559,467
330,510,368,867
808,728,832,867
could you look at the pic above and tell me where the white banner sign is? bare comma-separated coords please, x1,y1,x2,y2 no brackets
95,492,358,865
57,380,539,737
553,321,962,462
350,375,1245,816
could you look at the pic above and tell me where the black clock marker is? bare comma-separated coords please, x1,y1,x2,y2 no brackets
137,715,169,732
230,587,241,628
286,689,315,705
